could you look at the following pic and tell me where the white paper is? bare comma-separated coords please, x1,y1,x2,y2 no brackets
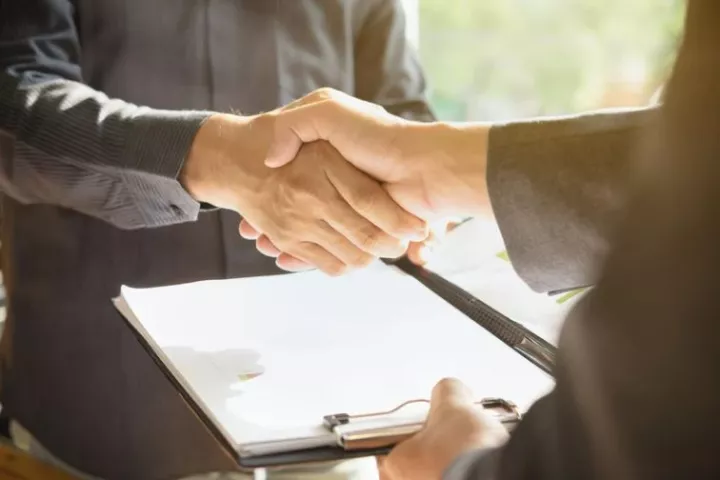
424,219,587,345
117,262,553,456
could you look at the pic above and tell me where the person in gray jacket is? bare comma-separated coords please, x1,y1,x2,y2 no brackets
0,1,431,479
260,1,720,479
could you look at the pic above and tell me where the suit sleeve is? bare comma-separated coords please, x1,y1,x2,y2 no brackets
486,107,658,292
353,0,435,122
447,1,720,479
0,0,212,229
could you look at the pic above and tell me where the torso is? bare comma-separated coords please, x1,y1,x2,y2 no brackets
1,2,372,478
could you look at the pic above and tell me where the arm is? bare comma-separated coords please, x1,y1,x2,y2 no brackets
0,0,426,272
265,89,660,289
0,0,209,229
425,2,720,479
487,107,658,292
354,0,435,122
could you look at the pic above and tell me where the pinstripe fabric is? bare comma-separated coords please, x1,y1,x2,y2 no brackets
0,75,209,229
0,1,433,479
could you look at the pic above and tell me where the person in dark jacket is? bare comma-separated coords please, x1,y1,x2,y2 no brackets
259,1,720,479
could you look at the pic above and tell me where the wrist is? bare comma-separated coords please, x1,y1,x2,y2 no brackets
180,113,258,208
402,121,491,218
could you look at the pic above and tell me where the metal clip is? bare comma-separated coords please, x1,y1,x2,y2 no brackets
323,397,521,451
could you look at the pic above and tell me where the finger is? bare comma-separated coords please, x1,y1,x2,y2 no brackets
284,242,349,276
256,235,282,257
312,221,375,269
266,91,383,168
276,253,315,272
407,227,442,265
239,219,262,240
280,88,334,112
324,155,428,242
429,378,475,415
323,197,409,259
406,241,431,266
265,101,333,168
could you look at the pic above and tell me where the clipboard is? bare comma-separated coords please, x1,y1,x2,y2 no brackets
121,308,522,470
114,261,554,470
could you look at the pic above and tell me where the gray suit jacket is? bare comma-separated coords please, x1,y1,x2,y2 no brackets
0,1,432,479
448,1,720,478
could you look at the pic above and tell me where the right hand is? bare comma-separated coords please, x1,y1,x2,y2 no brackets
181,114,428,276
265,88,492,222
379,379,509,480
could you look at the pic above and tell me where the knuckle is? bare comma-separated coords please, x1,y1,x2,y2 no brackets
269,231,293,251
278,180,317,214
311,87,339,104
389,209,416,234
353,185,380,212
346,247,374,268
356,225,383,252
271,213,289,234
314,87,334,98
326,262,348,277
354,252,374,269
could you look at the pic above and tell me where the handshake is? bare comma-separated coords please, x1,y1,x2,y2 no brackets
181,88,492,275
181,91,506,478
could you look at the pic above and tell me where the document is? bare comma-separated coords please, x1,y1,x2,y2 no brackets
116,263,553,457
424,219,586,344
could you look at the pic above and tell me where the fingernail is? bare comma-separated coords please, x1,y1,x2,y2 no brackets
264,155,281,168
417,245,433,264
388,241,410,259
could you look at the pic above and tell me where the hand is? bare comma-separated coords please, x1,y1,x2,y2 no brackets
265,89,494,221
406,219,463,266
238,217,458,270
378,379,509,480
181,114,428,275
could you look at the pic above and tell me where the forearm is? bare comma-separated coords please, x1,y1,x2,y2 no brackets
0,0,216,229
404,108,657,292
0,73,211,228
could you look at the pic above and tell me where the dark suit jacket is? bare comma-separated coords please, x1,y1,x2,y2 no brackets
448,1,720,478
0,1,432,479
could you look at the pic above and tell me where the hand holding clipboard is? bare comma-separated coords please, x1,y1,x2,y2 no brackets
375,379,514,480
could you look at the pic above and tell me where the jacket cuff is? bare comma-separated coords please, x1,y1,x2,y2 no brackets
485,109,655,292
122,109,212,227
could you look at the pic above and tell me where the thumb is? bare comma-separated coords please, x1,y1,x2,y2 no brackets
265,89,392,169
429,378,475,417
265,103,330,168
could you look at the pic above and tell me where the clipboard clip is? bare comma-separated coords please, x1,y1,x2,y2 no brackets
323,397,521,451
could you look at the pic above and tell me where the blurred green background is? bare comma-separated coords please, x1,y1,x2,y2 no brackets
416,0,686,121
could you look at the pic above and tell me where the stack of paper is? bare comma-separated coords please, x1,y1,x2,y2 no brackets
115,262,553,458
